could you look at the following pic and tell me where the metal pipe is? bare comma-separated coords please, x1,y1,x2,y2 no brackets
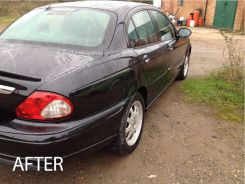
203,0,208,25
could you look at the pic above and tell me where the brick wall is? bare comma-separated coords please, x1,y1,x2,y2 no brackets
233,0,244,32
162,0,244,32
161,0,214,26
173,0,207,19
204,0,216,27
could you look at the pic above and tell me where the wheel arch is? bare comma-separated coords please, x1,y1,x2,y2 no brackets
137,86,148,109
188,44,192,55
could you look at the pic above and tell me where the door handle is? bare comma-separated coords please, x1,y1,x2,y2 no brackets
168,43,174,51
143,55,150,63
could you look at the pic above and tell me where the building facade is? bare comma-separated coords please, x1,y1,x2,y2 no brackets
161,0,244,32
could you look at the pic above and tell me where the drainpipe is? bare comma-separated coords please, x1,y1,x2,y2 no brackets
203,0,208,26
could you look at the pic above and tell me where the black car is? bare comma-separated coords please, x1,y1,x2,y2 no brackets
0,1,191,165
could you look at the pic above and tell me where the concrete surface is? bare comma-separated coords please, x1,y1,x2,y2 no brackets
0,27,244,184
188,27,226,77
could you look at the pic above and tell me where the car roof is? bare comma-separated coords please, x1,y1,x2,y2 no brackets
39,1,159,24
49,1,155,14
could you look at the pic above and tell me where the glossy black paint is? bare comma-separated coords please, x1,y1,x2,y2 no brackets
0,1,191,165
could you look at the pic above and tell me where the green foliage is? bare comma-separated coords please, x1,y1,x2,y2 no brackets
0,16,17,26
0,1,65,26
0,1,52,16
181,31,244,122
180,73,244,122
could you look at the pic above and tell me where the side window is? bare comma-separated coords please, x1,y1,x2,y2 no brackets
128,10,158,47
127,19,140,47
150,10,175,42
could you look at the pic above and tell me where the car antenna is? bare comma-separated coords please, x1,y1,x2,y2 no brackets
45,4,52,11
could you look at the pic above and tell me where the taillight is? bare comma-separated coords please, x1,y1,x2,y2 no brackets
16,91,74,121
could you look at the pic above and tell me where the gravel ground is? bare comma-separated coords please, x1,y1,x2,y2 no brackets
0,27,244,184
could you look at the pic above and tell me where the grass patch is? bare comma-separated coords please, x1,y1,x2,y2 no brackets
0,16,18,26
180,74,244,122
0,1,52,27
181,31,244,122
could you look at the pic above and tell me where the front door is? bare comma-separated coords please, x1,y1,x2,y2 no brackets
149,10,182,82
213,0,238,30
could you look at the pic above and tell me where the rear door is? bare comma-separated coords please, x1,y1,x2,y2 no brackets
127,10,169,101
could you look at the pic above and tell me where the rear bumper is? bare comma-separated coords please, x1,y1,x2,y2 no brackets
0,99,128,167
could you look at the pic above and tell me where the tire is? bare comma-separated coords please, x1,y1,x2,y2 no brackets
116,92,145,154
177,51,190,80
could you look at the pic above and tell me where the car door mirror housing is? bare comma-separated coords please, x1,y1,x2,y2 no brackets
178,28,192,38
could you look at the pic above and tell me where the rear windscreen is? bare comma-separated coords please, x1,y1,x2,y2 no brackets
0,7,116,48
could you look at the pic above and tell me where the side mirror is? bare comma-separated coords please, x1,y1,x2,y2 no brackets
178,28,192,38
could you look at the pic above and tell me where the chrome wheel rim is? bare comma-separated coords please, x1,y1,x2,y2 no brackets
125,101,143,146
183,55,189,77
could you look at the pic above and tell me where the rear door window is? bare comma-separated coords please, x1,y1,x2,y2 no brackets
128,10,158,47
128,19,140,47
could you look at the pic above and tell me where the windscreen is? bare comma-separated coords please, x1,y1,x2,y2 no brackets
0,7,116,48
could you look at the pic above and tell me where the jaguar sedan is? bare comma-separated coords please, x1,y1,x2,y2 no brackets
0,1,191,165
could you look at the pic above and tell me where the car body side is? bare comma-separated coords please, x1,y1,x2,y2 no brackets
0,4,191,164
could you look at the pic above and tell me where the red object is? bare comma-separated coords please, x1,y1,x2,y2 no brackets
187,15,193,26
193,10,200,26
16,91,74,121
199,17,204,26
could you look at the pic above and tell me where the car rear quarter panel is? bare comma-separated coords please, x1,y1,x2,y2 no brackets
38,49,141,122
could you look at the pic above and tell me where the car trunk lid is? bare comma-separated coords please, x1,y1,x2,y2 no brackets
0,41,103,123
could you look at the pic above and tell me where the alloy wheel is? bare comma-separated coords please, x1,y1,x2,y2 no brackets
125,101,143,146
